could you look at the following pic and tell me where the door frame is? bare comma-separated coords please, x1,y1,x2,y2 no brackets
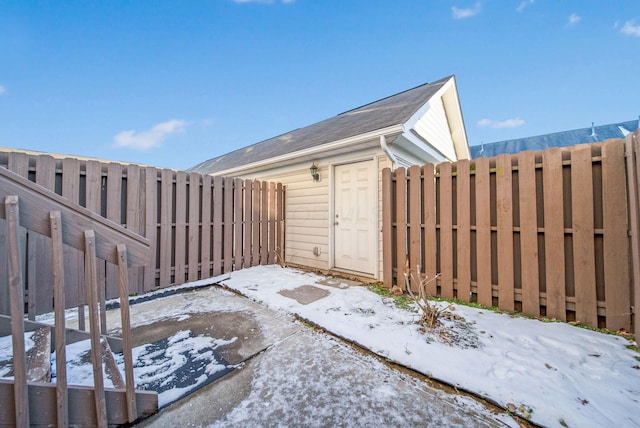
328,155,379,277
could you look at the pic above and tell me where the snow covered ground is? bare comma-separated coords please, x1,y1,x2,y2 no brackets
220,265,640,428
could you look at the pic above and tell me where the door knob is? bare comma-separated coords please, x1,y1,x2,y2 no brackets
334,221,339,225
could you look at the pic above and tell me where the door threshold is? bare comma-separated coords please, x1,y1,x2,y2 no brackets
329,268,378,284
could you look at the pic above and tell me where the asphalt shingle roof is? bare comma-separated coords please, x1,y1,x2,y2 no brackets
470,119,639,158
189,76,453,174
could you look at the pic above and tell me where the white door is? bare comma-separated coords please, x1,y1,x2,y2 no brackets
334,161,375,274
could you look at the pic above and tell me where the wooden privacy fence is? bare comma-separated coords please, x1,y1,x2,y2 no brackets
0,151,284,318
383,132,640,334
0,166,157,426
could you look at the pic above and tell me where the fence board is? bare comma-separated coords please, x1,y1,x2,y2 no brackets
260,182,268,265
201,175,212,277
474,157,492,307
34,156,56,315
5,154,29,318
224,177,234,272
423,164,437,296
438,163,454,299
116,244,137,422
276,182,284,264
0,218,7,316
243,179,252,268
85,161,106,331
126,165,142,294
106,163,122,300
571,145,598,327
188,173,200,282
212,176,223,275
601,140,630,330
395,168,407,287
159,169,173,285
408,166,421,288
50,211,69,427
174,171,187,285
234,178,244,270
456,160,471,302
62,158,83,307
382,168,393,287
626,132,640,342
268,182,276,264
496,154,515,311
518,151,540,317
542,148,566,321
5,196,30,427
8,152,30,178
143,167,158,291
83,230,107,428
252,181,260,267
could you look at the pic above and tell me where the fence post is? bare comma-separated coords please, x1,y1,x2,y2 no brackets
5,195,30,427
84,230,107,428
625,131,640,341
50,211,69,427
602,139,631,331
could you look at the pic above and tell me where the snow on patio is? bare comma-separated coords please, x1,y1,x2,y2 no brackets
220,265,640,428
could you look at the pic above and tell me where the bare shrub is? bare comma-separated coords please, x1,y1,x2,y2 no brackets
402,259,443,329
274,247,287,268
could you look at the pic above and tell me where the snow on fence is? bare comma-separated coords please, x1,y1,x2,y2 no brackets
383,132,640,333
0,152,284,318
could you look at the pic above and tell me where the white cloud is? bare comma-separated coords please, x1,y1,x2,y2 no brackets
452,2,481,19
620,19,640,37
516,0,534,13
0,85,6,95
113,119,189,150
477,117,525,129
568,13,581,26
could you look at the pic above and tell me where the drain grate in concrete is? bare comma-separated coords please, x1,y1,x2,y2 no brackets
279,285,330,305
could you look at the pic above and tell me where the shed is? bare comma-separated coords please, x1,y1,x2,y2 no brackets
189,75,469,280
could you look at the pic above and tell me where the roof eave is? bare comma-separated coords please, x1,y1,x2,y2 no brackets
208,124,405,177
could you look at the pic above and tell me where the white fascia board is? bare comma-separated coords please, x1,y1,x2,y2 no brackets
401,76,471,161
210,124,404,177
441,78,471,159
403,76,454,132
394,131,449,164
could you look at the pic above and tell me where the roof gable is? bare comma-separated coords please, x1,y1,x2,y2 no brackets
190,76,454,174
470,119,639,158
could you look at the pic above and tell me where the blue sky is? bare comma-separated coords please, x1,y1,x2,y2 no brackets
1,1,638,170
